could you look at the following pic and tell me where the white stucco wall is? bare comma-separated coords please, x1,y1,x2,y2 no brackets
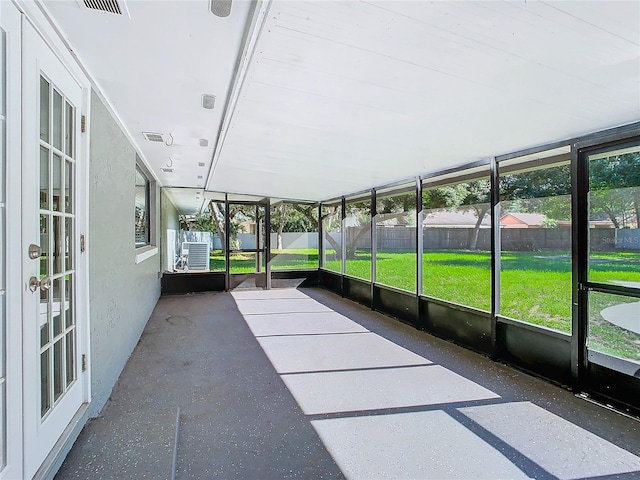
87,90,161,417
161,190,181,272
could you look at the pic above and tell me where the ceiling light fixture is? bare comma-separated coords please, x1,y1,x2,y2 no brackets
209,0,232,18
201,94,216,110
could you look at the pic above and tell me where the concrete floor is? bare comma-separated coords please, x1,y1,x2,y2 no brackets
56,287,640,480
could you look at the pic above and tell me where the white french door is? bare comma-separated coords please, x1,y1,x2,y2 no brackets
22,20,87,479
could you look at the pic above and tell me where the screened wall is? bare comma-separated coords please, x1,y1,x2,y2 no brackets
315,126,640,414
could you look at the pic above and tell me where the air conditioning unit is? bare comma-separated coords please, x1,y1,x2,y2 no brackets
180,242,210,271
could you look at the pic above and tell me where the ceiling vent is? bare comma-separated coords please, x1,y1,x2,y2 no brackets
81,0,128,16
161,168,173,173
142,132,165,143
210,0,232,18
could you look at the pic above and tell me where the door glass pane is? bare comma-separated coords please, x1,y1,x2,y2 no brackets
40,215,49,277
229,204,258,251
39,77,49,142
52,89,63,151
322,202,342,273
65,217,72,271
588,291,640,363
53,216,62,274
270,202,319,271
53,278,63,337
37,69,79,420
208,201,225,272
65,277,73,328
40,146,49,210
229,252,258,274
65,332,75,387
53,339,63,401
40,351,50,416
65,100,73,156
65,160,72,213
40,288,49,348
588,145,640,288
53,153,62,212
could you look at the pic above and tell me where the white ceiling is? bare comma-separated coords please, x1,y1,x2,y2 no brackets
44,0,640,214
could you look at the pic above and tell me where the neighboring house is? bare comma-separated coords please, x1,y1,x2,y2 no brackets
423,211,491,228
500,212,547,228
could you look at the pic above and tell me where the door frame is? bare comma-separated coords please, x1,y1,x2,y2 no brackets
572,129,640,411
1,2,24,478
225,197,271,290
14,4,91,478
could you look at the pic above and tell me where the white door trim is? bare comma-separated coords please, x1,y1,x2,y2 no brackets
1,2,24,479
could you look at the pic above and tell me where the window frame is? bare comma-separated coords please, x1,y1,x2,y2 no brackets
134,159,157,263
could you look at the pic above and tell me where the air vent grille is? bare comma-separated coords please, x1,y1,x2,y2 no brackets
83,0,122,15
142,132,164,143
161,168,174,173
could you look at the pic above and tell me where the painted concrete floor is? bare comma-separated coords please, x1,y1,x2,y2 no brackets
56,287,640,480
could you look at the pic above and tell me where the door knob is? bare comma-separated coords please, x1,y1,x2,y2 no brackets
28,244,42,259
29,276,51,293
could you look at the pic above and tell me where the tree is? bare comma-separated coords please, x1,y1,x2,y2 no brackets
423,180,490,250
270,202,316,249
589,152,640,228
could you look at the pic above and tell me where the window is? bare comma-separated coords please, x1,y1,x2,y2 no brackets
134,165,150,247
321,201,342,273
422,168,491,310
345,194,371,281
375,184,417,293
499,148,572,332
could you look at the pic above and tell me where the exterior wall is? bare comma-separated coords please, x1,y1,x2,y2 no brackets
88,90,161,417
161,190,180,272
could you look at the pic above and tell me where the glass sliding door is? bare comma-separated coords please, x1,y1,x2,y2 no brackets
583,142,640,376
226,198,267,289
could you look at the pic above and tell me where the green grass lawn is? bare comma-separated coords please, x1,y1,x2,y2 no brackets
210,249,319,273
212,247,640,360
328,248,640,360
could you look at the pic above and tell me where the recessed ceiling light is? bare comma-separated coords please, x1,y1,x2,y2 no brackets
199,139,209,147
201,94,215,110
